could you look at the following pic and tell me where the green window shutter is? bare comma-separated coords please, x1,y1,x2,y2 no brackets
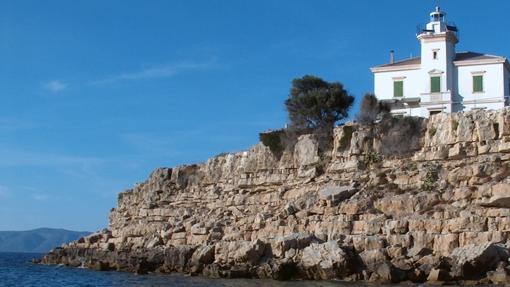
431,76,441,93
394,81,403,98
473,75,483,92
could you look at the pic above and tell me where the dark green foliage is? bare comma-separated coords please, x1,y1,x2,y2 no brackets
378,116,426,156
285,75,354,131
451,120,459,132
422,164,441,191
429,127,437,137
339,125,354,150
356,93,391,124
494,123,500,139
361,151,382,168
259,129,285,156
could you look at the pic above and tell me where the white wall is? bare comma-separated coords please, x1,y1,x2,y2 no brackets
420,39,456,93
374,68,432,117
374,69,422,100
505,66,510,105
456,63,506,111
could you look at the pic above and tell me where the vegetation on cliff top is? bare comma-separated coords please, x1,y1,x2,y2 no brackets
261,77,424,160
356,93,391,124
261,75,355,157
285,75,354,131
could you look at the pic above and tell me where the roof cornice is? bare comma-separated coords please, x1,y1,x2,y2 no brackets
370,64,421,73
454,58,507,67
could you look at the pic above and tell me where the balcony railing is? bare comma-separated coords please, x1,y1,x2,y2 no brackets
420,91,452,104
416,23,460,41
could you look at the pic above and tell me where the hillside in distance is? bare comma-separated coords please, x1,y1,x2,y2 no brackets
0,228,90,253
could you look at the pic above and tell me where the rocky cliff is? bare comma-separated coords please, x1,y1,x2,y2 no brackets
41,109,510,284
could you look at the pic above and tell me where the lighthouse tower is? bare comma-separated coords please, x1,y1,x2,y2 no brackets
416,6,459,112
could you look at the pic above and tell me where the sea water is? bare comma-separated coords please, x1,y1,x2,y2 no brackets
0,253,373,287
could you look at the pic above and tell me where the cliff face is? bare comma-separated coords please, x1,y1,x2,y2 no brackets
42,109,510,284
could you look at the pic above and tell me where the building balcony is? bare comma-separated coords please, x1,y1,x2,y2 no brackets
420,91,452,104
416,22,460,41
381,97,421,110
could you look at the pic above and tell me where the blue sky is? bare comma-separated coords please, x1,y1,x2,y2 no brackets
1,0,509,231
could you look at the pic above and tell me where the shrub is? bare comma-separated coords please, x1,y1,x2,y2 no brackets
494,123,500,139
356,93,391,125
361,151,382,168
428,127,437,138
422,164,441,191
339,125,354,150
259,129,285,156
378,116,426,156
451,120,459,132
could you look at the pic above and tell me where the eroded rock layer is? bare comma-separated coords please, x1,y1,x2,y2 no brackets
42,109,510,284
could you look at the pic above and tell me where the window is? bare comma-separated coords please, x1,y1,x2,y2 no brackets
394,80,403,98
431,76,441,93
430,110,442,116
473,75,484,92
433,51,438,59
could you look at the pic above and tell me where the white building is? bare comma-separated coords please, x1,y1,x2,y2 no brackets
371,6,510,118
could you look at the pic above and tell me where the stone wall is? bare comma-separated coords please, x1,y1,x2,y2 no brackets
41,108,510,284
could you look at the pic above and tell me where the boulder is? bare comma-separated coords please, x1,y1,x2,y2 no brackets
480,184,510,208
271,233,317,258
427,268,450,282
162,245,196,273
319,184,357,206
215,240,266,265
407,247,432,258
84,232,103,245
191,223,209,235
281,203,298,217
498,142,510,153
359,248,389,270
374,262,407,283
294,135,320,167
450,243,504,279
487,266,509,284
146,236,163,248
259,259,299,281
299,241,351,280
191,245,215,265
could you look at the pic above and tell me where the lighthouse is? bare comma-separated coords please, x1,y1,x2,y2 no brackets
371,6,510,117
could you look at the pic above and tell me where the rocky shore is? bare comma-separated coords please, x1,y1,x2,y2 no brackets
41,109,510,284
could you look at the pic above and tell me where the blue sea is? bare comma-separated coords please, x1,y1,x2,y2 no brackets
0,253,368,287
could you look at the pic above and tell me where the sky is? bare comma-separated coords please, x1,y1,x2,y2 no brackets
1,0,509,232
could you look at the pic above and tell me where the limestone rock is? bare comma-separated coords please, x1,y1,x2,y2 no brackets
318,184,357,206
190,245,215,273
271,233,317,258
451,243,504,279
146,236,163,248
427,268,450,282
480,183,510,208
299,241,351,280
294,135,319,167
487,266,509,284
215,240,266,265
374,262,406,283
